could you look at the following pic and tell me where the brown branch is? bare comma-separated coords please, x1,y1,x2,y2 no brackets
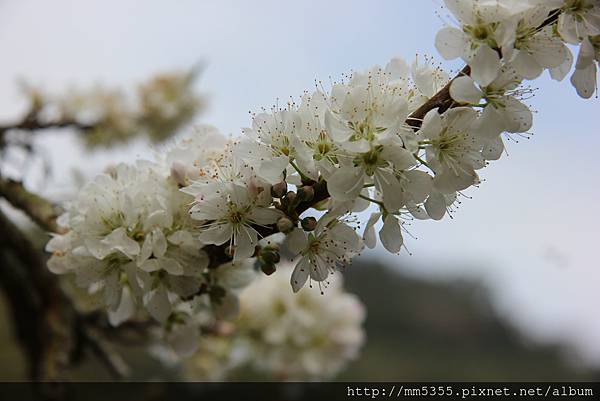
407,65,471,129
0,176,64,233
406,9,561,129
0,209,74,381
0,209,134,382
0,118,94,136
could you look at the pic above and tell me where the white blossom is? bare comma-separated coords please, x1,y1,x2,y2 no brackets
419,107,484,194
184,181,282,261
47,162,208,323
287,213,362,293
234,265,365,380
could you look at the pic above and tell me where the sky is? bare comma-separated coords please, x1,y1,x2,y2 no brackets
1,0,599,366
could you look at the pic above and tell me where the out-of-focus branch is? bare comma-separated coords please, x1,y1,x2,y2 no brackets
0,118,94,137
0,209,73,381
0,176,64,233
0,209,134,382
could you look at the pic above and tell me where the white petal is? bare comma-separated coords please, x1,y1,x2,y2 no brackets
324,110,352,142
327,166,365,201
145,285,171,323
152,229,168,258
363,212,381,249
310,254,330,282
379,215,403,253
434,166,478,193
197,223,233,245
550,48,573,81
406,203,430,220
450,76,483,104
258,156,289,184
419,109,443,139
470,45,501,87
380,145,416,170
501,97,533,133
291,257,310,293
101,227,140,259
249,207,282,225
158,257,185,276
435,27,467,60
425,193,447,220
482,136,505,161
139,258,161,273
404,170,434,203
108,287,136,327
374,169,405,212
215,260,257,289
233,225,258,261
286,228,308,255
512,51,543,80
571,62,597,99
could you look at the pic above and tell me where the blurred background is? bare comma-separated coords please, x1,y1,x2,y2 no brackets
0,0,599,380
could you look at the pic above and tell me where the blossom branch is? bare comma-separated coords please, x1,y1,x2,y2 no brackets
0,176,64,233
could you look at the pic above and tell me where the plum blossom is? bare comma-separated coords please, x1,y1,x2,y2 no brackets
184,181,282,261
287,213,362,293
419,107,484,194
46,162,208,323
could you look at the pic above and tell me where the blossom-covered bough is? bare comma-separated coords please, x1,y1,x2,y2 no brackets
0,0,598,381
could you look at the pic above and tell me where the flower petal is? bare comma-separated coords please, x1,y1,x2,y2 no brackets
379,215,403,254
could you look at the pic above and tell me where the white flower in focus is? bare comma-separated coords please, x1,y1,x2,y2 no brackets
362,212,407,253
294,91,337,179
419,107,484,193
235,265,365,380
435,0,522,85
286,214,362,293
499,5,571,80
450,64,533,138
235,109,301,184
411,57,451,100
185,181,282,261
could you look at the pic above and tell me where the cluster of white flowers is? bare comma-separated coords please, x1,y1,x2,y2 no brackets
181,265,365,380
45,0,598,380
436,0,599,97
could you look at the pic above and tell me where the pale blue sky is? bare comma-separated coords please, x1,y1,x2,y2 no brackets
1,0,599,365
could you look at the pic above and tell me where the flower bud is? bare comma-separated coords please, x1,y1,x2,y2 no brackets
297,186,314,202
301,216,317,231
271,181,288,198
261,250,281,264
285,191,297,204
261,262,276,276
276,216,294,233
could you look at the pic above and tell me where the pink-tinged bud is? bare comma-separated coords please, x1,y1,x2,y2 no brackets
297,186,314,202
285,191,297,204
301,216,317,231
271,181,288,198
